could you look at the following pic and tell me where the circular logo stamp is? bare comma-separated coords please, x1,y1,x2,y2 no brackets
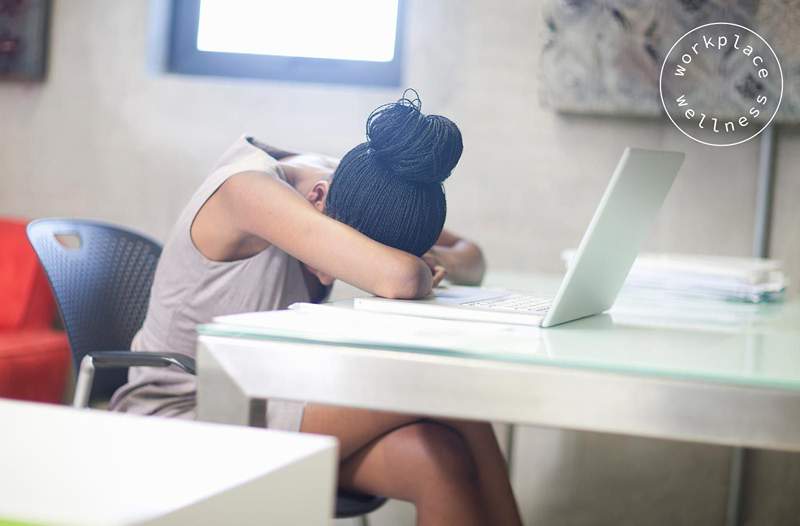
659,22,783,147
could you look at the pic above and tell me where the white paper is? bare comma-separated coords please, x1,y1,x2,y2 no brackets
212,304,545,356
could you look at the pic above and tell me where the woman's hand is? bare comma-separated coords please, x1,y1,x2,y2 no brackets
427,231,486,286
422,250,448,288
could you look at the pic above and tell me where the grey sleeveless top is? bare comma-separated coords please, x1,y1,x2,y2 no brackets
110,136,311,419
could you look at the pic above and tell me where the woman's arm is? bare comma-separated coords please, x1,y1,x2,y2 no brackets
428,229,486,286
219,171,433,299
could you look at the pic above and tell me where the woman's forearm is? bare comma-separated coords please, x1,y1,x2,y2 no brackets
373,253,433,299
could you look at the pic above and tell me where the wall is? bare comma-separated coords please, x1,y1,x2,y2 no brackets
1,1,798,525
1,0,797,280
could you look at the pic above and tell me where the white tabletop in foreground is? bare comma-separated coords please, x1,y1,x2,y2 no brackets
0,399,337,526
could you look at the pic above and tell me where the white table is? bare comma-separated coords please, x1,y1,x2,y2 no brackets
0,399,337,526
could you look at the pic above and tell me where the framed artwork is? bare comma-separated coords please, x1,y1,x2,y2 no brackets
0,0,50,81
539,0,799,122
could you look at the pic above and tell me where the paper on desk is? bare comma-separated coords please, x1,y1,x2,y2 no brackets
563,251,783,284
210,304,545,356
562,250,788,303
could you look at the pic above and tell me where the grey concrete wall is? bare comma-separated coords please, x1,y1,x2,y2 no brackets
1,1,797,525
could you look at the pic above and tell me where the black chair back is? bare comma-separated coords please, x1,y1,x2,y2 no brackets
26,218,161,397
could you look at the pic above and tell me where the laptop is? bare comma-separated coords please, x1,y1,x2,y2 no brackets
354,147,685,328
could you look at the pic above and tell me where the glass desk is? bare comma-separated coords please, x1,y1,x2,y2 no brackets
196,272,800,452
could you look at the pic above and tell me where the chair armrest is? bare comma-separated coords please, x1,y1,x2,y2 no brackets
73,351,196,408
86,351,196,375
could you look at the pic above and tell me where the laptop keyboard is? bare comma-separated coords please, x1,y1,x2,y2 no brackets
461,294,552,314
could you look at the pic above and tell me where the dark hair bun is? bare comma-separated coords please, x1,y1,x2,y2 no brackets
365,90,463,185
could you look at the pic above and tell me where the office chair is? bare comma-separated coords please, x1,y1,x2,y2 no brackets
27,218,386,523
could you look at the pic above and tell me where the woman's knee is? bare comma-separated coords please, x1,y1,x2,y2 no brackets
403,422,479,486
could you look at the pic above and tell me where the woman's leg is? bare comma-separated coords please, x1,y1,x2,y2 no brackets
338,421,487,526
300,404,521,525
301,403,421,459
437,418,523,526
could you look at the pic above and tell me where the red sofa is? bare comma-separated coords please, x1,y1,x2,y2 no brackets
0,218,70,403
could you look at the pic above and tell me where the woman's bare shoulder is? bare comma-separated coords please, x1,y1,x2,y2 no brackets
191,170,288,262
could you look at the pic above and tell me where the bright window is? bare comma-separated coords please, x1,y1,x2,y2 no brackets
167,0,404,86
197,0,399,62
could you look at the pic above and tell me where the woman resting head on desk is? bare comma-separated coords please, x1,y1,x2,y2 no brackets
110,90,520,526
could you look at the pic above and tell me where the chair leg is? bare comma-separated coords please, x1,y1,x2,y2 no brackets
725,447,747,526
73,355,95,408
360,516,370,526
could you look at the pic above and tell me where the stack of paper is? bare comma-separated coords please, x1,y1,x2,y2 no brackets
208,303,545,357
563,251,788,303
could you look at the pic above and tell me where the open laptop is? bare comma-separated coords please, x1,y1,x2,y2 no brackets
354,147,685,328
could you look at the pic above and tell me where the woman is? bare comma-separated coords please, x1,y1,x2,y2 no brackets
111,92,522,526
